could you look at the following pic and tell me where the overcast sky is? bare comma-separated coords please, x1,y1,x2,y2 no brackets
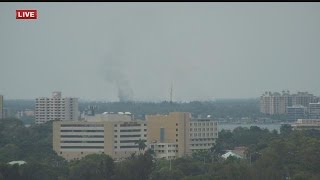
1,3,320,101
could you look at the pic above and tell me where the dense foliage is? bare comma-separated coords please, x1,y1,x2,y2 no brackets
1,118,320,180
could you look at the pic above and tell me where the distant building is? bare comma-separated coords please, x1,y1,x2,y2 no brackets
0,95,3,119
260,91,292,115
292,92,319,108
260,91,319,115
287,105,307,121
309,102,320,119
53,113,147,161
291,119,320,130
35,92,79,124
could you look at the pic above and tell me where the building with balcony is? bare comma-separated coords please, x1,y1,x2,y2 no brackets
35,92,78,124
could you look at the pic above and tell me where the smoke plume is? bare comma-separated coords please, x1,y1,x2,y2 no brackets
102,49,134,102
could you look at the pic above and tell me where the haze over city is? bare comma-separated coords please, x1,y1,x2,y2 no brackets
1,3,320,101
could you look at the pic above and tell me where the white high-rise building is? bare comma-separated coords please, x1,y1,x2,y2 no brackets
35,92,78,124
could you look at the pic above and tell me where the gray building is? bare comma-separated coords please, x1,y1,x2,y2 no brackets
309,102,320,119
287,105,307,121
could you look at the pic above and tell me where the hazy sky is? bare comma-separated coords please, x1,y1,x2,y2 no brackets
1,3,320,101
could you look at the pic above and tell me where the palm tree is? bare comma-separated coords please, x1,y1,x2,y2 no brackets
135,139,147,154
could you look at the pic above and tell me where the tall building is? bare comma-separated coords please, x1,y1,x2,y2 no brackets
53,113,147,161
0,95,3,119
292,92,319,108
260,91,292,115
147,112,218,159
35,92,79,124
147,112,191,158
309,102,320,119
260,91,319,115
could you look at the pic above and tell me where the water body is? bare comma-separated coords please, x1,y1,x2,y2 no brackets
218,123,282,132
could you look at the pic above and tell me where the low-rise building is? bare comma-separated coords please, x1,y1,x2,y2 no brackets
291,119,320,130
287,105,307,121
53,113,147,161
309,102,320,119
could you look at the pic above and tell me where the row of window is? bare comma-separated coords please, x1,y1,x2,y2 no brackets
61,124,104,127
114,140,147,143
114,145,139,149
116,134,145,138
190,122,217,126
190,133,217,137
61,135,104,138
61,141,104,143
61,130,104,132
190,138,215,142
61,146,104,149
190,128,217,132
190,143,214,147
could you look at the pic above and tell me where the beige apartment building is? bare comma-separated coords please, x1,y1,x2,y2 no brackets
35,92,79,124
53,114,147,161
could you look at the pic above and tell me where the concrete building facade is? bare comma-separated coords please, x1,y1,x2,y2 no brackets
189,118,218,153
35,92,78,124
146,112,191,158
147,112,218,159
309,102,320,119
53,114,147,161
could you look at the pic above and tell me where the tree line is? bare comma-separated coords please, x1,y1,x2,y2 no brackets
1,118,320,179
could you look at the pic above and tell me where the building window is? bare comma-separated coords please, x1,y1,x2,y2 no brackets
176,134,178,137
114,130,117,132
114,135,117,138
190,128,192,131
176,123,178,126
176,139,178,142
176,128,178,131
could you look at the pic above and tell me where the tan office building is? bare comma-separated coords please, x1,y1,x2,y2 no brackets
147,112,219,159
146,112,191,158
53,114,147,161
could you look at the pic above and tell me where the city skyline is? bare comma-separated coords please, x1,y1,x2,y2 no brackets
1,3,320,101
